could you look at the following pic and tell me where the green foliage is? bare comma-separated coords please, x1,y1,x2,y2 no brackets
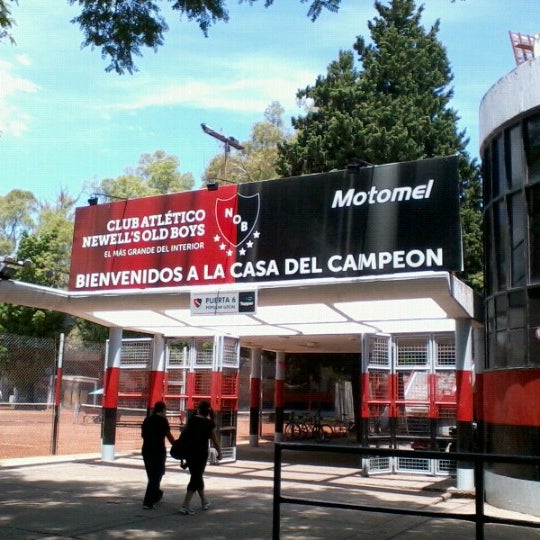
59,0,342,74
0,0,15,43
0,0,466,74
137,150,195,193
96,150,194,199
71,319,109,344
276,0,483,291
0,225,72,338
0,192,76,338
0,190,38,255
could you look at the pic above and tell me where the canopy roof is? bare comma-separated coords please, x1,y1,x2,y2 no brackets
0,271,480,353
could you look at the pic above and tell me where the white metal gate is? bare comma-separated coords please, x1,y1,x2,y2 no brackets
363,333,456,476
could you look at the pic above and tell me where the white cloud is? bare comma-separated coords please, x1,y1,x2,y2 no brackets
15,54,32,67
0,60,39,136
101,54,317,118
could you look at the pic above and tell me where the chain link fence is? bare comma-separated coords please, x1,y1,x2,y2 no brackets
0,333,142,459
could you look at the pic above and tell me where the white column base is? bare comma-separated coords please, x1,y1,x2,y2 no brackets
101,443,115,462
457,467,474,490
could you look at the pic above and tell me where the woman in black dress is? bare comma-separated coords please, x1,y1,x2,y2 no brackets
180,400,222,514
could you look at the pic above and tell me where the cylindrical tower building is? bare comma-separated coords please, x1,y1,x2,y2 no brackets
479,58,540,516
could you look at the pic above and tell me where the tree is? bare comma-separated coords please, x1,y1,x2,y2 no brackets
0,0,340,74
0,0,15,43
95,150,194,199
0,191,77,399
1,1,466,75
276,0,483,290
0,232,69,336
0,190,38,256
0,192,76,337
203,101,292,184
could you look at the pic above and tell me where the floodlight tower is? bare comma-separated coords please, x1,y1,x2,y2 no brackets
201,123,244,183
509,31,537,65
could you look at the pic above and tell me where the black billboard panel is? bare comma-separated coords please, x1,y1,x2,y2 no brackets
235,155,461,282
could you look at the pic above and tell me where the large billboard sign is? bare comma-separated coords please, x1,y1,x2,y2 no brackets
68,156,461,291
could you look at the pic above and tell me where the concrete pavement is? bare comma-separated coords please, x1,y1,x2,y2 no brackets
1,441,539,539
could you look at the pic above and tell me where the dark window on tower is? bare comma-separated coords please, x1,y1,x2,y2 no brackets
528,286,540,326
491,135,504,198
507,329,526,367
494,330,508,368
487,332,496,369
486,297,495,335
529,330,540,367
528,184,540,282
509,192,526,287
524,112,540,184
496,135,507,197
508,124,525,190
485,208,496,294
494,200,508,289
495,293,508,332
528,287,540,366
482,145,493,204
508,289,526,329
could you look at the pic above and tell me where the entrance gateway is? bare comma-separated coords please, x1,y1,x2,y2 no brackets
0,156,480,481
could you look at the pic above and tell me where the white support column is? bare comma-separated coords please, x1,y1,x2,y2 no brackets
249,348,262,447
455,319,474,491
274,351,286,443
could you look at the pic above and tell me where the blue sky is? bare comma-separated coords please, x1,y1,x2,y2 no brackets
1,0,539,204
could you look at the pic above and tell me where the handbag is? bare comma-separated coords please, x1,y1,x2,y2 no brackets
170,427,190,460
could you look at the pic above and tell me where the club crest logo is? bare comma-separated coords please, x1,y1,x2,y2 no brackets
193,298,202,308
215,193,260,248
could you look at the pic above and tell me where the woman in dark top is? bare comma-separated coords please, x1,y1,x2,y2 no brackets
141,401,175,509
180,400,222,514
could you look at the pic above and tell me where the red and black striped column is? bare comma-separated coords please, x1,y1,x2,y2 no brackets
249,348,262,446
148,334,166,413
102,327,122,461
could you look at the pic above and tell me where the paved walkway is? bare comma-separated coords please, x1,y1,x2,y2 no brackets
1,442,539,539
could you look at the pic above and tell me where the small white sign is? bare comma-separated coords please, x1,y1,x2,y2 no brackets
190,291,256,316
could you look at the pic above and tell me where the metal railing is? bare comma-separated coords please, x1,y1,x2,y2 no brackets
272,442,540,540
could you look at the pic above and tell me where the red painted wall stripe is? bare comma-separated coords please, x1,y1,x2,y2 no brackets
456,369,473,422
148,370,164,408
360,373,370,418
479,369,540,427
274,379,285,409
103,366,120,408
474,371,483,421
186,372,196,410
54,367,63,407
250,377,261,408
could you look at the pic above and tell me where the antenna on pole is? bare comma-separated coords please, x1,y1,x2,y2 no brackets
201,123,244,183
